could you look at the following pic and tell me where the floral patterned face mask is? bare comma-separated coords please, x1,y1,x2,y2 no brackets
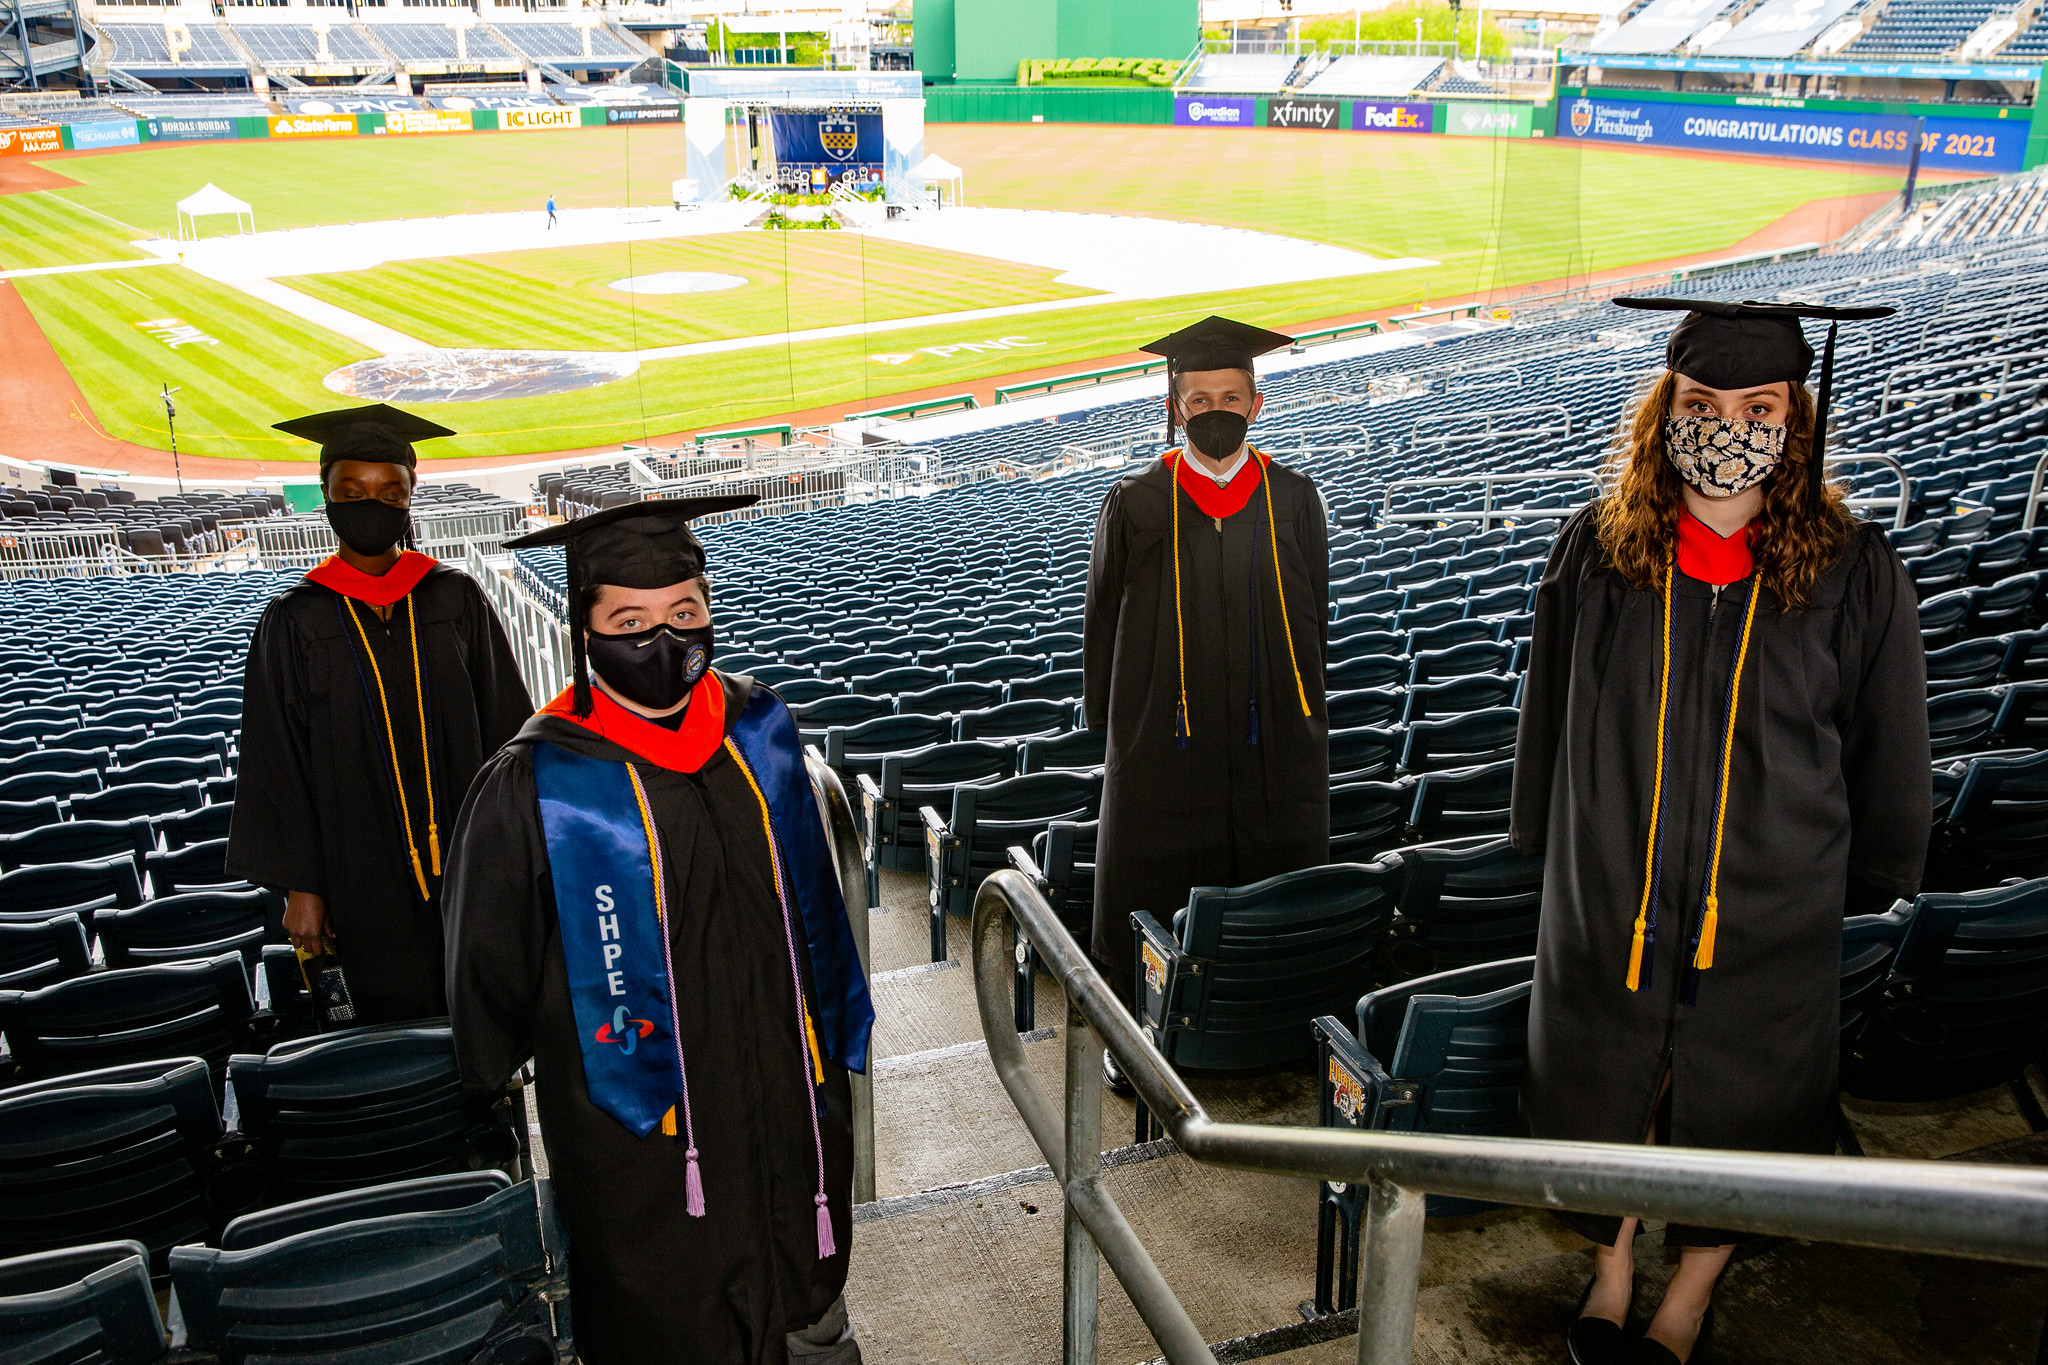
1663,414,1788,497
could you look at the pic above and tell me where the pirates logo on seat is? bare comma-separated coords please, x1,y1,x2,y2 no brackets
819,113,858,161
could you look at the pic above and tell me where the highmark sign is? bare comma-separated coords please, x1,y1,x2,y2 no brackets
1561,93,2025,172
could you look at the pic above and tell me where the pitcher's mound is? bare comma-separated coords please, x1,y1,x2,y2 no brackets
325,349,639,402
608,271,748,294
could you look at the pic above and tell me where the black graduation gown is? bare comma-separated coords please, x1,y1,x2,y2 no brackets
1510,508,1930,1188
1084,452,1331,999
442,673,854,1365
227,562,532,1024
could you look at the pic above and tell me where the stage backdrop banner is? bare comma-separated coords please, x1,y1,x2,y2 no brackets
770,108,884,192
1560,92,2025,172
1175,95,1255,127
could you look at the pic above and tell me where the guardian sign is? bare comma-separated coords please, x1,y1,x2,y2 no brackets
1175,96,1254,127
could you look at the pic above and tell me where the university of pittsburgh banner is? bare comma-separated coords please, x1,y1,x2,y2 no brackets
767,108,883,191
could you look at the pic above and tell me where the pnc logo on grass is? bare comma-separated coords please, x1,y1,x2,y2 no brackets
134,318,219,349
869,336,1045,365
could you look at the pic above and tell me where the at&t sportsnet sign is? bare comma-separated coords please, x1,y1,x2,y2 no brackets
1175,96,1254,127
1562,93,2024,172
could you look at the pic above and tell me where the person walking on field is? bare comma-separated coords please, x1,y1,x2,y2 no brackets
1511,298,1928,1365
546,193,557,228
1083,314,1331,1094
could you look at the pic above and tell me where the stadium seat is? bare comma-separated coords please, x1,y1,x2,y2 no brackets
0,769,101,804
1840,879,2048,1123
0,746,111,779
0,817,152,872
108,756,222,790
1401,674,1515,723
1312,956,1537,1312
897,681,1004,715
0,953,261,1085
922,770,1102,960
0,798,62,837
954,699,1071,741
0,856,143,916
1919,589,1972,649
1384,835,1542,980
850,665,948,697
167,1177,566,1365
789,692,894,741
1406,759,1516,843
824,714,956,786
1007,819,1100,1028
1018,729,1106,774
1330,724,1402,782
1401,709,1519,774
774,678,844,705
1928,749,2048,889
0,1240,168,1365
1326,655,1408,691
226,1024,521,1206
1330,777,1415,863
154,802,235,850
116,734,229,769
1924,638,2008,694
1927,687,2004,759
97,889,279,973
69,781,202,824
858,740,1017,895
1005,669,1085,704
0,1057,245,1276
0,915,93,992
141,838,235,896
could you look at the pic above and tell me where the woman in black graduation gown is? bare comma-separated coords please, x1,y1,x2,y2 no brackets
443,499,874,1365
1510,300,1930,1365
227,405,532,1025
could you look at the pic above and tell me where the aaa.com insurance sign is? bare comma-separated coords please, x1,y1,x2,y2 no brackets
0,126,62,156
1174,96,1255,127
1561,94,2024,173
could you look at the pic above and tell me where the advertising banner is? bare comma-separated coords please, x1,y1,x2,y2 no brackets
1441,102,1537,137
0,126,62,156
1351,100,1433,134
143,116,239,142
1174,95,1254,128
432,93,556,110
66,120,142,151
1560,93,2025,172
268,113,360,139
768,108,882,191
500,106,580,131
681,69,921,100
290,95,425,114
1266,95,1340,130
602,104,682,125
383,109,472,135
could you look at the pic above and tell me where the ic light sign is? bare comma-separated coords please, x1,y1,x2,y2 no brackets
501,107,579,131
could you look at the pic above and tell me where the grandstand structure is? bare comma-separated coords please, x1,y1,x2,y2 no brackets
5,175,2048,1360
1171,33,1521,102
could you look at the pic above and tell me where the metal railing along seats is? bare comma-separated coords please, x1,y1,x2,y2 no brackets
1409,404,1571,448
970,871,2048,1365
1378,469,1600,530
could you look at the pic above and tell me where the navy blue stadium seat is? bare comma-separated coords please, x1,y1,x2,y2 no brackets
1919,589,1971,649
0,1240,168,1365
1326,654,1408,691
97,889,280,972
0,746,110,779
850,664,948,697
1401,674,1515,723
1927,687,2004,759
1330,778,1415,863
141,838,235,896
69,781,202,824
167,1176,566,1365
0,817,152,872
1407,758,1516,843
0,798,62,837
108,755,222,790
1312,956,1536,1311
1005,668,1085,704
789,692,894,740
1408,640,1514,685
897,681,1004,715
1924,638,2008,694
116,733,229,769
824,714,956,787
0,856,143,916
1400,708,1519,774
1327,686,1405,728
226,1024,520,1205
774,677,846,705
0,953,260,1085
1018,729,1106,774
0,769,101,804
923,770,1101,959
1384,834,1542,980
154,802,235,850
1928,749,2048,890
1990,681,2048,748
954,699,1070,741
858,740,1017,896
0,1057,240,1276
216,1170,512,1252
0,915,92,991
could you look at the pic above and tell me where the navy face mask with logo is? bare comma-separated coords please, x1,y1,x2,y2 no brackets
586,623,714,711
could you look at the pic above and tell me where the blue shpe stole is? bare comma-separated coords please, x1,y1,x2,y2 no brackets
728,685,876,1076
531,741,683,1139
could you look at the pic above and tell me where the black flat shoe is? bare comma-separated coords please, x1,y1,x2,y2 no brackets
1102,1049,1134,1097
1567,1275,1632,1365
1628,1302,1713,1365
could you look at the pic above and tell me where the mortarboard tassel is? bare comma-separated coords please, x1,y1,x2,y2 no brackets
567,548,594,718
686,1147,707,1219
815,1192,837,1259
1695,896,1718,971
1810,321,1838,522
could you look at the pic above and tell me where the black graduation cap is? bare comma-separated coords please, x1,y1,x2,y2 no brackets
1140,315,1295,444
1612,297,1897,518
505,495,759,715
273,404,457,475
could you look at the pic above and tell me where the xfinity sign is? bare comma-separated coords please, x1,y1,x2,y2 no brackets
1266,96,1339,130
1174,96,1255,127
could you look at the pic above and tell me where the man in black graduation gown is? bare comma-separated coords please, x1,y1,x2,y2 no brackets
1511,300,1927,1365
443,498,874,1365
1084,316,1331,1068
227,404,532,1025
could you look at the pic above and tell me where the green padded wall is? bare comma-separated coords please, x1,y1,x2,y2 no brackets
911,0,957,82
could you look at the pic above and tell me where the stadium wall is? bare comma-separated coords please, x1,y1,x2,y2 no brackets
916,0,1196,82
0,103,680,157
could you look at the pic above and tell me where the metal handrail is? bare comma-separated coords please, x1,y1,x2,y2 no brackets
1409,404,1571,447
1827,453,1912,531
1878,349,2048,411
1378,469,1600,530
2020,446,2048,531
971,871,2048,1365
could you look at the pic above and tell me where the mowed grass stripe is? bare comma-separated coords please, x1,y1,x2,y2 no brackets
15,266,371,451
284,234,1096,352
0,192,147,270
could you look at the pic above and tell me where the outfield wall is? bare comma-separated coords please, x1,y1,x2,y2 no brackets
0,102,680,156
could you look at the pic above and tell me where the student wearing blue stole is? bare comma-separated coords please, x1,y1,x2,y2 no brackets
443,496,874,1365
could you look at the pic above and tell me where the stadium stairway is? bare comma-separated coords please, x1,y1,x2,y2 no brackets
792,867,2048,1363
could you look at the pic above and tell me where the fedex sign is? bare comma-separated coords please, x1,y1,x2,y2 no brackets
1352,101,1433,134
1174,96,1255,127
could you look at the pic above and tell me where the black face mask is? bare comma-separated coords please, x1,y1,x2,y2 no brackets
1183,410,1249,461
586,622,714,712
325,498,411,557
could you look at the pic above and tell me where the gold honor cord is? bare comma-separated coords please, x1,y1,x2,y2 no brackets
1627,564,1675,993
1169,451,1190,743
404,596,440,877
1255,449,1312,718
1695,576,1762,973
344,597,432,901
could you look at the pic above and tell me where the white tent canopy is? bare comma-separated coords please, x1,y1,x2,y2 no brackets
912,154,963,207
176,183,254,240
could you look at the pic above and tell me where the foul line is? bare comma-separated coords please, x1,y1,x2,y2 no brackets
0,257,174,281
41,192,155,240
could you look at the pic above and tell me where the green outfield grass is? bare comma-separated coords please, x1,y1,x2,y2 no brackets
282,234,1097,352
3,122,1902,458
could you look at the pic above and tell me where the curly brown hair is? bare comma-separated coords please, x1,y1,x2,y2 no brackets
1592,370,1854,612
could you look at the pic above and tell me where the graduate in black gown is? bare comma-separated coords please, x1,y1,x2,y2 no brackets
443,498,874,1365
1084,316,1331,1084
227,405,531,1025
1510,300,1929,1365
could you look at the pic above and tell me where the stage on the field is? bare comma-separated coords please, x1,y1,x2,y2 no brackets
0,122,1904,460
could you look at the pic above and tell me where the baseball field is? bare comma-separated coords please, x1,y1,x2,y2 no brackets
0,121,1904,462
